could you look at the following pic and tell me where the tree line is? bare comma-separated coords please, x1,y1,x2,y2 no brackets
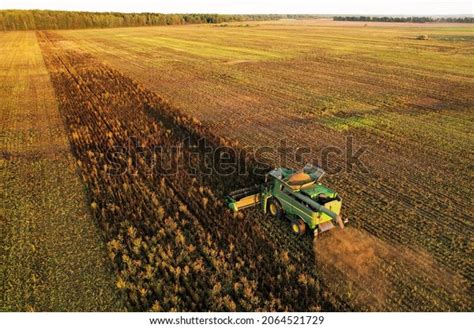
0,10,322,31
333,16,473,23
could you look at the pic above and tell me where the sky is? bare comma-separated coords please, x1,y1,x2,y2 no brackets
0,0,472,15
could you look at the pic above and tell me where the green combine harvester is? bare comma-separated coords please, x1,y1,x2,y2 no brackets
225,164,346,237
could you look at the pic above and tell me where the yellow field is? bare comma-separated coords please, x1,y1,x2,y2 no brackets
0,32,122,311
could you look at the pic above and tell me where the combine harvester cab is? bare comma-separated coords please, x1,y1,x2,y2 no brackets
225,164,345,238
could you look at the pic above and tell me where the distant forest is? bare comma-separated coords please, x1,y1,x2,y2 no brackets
333,16,473,23
0,10,321,31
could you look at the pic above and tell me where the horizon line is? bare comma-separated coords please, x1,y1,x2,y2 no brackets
0,8,472,17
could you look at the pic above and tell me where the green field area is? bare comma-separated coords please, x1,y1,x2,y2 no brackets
59,20,473,153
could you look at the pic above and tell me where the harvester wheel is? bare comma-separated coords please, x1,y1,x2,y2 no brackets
291,219,306,236
268,198,283,219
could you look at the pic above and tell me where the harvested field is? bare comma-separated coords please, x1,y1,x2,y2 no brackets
315,228,470,311
1,19,472,311
0,32,122,311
